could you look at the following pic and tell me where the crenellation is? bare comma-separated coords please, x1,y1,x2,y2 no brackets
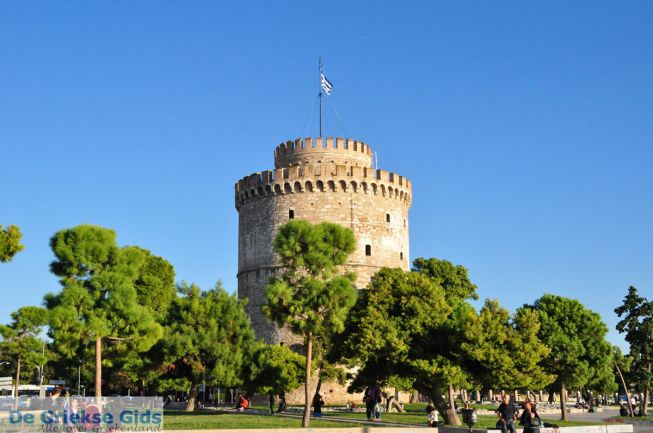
235,163,413,209
274,136,374,168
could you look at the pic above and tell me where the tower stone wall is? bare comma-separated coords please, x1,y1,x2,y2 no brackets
235,137,412,343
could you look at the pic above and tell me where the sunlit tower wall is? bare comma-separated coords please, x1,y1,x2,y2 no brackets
235,137,412,343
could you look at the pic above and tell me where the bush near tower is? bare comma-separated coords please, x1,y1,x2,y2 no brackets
263,220,357,428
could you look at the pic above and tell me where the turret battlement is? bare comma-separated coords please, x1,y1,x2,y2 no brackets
235,163,412,209
274,137,373,168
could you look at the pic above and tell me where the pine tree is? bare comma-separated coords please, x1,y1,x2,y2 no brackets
263,220,357,427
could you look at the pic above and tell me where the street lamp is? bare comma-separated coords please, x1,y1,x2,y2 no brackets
78,360,82,396
35,366,44,397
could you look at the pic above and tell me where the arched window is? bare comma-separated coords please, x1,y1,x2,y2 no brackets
365,244,372,256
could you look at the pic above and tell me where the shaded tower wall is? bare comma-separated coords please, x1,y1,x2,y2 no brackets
235,137,412,343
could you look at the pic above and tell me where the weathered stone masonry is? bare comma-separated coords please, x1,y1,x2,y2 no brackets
235,137,412,343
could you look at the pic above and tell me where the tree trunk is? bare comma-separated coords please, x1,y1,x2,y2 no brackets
643,360,651,416
560,382,568,421
14,353,21,398
409,390,418,403
185,385,198,412
302,332,313,428
417,383,461,425
615,362,635,417
384,391,404,413
385,392,392,413
95,337,102,405
277,392,286,412
443,390,460,425
268,393,275,414
448,384,456,412
312,377,323,407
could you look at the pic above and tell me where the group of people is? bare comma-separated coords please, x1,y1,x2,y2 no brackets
496,394,542,433
619,398,645,417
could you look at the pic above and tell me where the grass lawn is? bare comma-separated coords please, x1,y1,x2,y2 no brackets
163,410,361,429
163,403,616,430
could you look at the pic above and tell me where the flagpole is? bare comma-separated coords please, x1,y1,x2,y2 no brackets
318,57,323,138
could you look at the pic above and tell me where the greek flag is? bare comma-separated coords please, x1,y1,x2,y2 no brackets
321,72,333,96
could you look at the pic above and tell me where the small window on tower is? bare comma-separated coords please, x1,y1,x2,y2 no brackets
289,209,295,219
400,252,404,260
365,244,372,256
386,213,391,223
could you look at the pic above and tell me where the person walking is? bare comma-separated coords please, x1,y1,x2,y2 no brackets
519,400,542,433
313,392,324,417
496,394,517,433
363,383,382,421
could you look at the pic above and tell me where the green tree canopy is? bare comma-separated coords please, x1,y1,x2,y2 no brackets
263,220,357,427
413,257,478,301
0,225,24,263
45,225,164,400
462,299,553,393
531,294,613,420
0,306,48,395
336,267,465,423
159,281,254,411
615,286,653,416
243,343,305,413
99,246,176,394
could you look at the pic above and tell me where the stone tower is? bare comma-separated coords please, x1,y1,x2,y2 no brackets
235,136,412,342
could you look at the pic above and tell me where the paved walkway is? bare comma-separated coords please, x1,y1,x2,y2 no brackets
552,408,653,433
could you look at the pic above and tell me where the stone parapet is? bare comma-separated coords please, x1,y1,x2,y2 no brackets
235,164,411,210
274,137,373,168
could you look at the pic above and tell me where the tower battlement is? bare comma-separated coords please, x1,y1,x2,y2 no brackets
235,164,412,210
274,137,373,168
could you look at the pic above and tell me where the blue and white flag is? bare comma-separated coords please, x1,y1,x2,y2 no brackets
321,72,333,96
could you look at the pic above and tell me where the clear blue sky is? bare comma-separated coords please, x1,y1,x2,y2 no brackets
1,1,651,350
